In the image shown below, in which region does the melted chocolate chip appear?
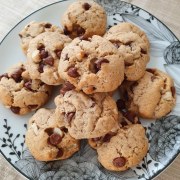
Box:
[83,3,91,10]
[11,68,24,83]
[116,99,126,111]
[64,26,70,35]
[103,132,117,142]
[60,127,68,133]
[0,73,9,80]
[44,23,52,28]
[49,133,62,145]
[28,104,38,109]
[123,111,137,123]
[10,106,20,114]
[89,58,98,73]
[60,81,75,95]
[75,25,85,36]
[95,58,109,70]
[43,56,54,66]
[39,49,48,59]
[67,66,80,78]
[37,44,45,51]
[113,157,126,167]
[45,128,54,136]
[54,49,62,58]
[24,81,32,91]
[171,86,176,97]
[65,112,75,123]
[124,41,133,46]
[56,148,64,158]
[38,63,44,73]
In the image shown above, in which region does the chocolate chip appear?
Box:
[64,26,70,35]
[19,34,22,38]
[28,105,38,109]
[56,148,64,158]
[124,41,133,46]
[64,54,69,61]
[89,58,98,73]
[60,81,75,95]
[77,26,85,36]
[44,23,52,28]
[49,133,62,145]
[0,73,9,80]
[125,61,133,66]
[113,157,126,167]
[24,81,32,91]
[121,118,128,127]
[146,68,155,74]
[54,49,62,58]
[116,99,126,111]
[45,128,54,136]
[113,42,120,49]
[10,106,20,114]
[103,132,116,142]
[38,63,44,73]
[141,48,147,54]
[43,56,54,66]
[39,49,48,59]
[95,58,109,71]
[92,137,102,142]
[11,68,24,83]
[65,112,75,123]
[122,111,137,123]
[171,86,176,97]
[37,44,45,51]
[60,127,68,133]
[67,66,80,78]
[83,3,91,10]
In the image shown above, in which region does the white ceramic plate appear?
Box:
[0,0,180,179]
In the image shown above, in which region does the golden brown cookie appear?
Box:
[104,22,150,81]
[62,0,107,38]
[97,124,148,171]
[119,69,176,119]
[0,63,52,115]
[54,89,118,139]
[25,108,80,161]
[58,35,124,94]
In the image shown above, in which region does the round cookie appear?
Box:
[26,108,80,161]
[62,0,107,39]
[97,124,148,171]
[19,21,63,54]
[119,69,176,119]
[104,22,150,81]
[26,32,72,85]
[58,35,124,94]
[54,89,118,139]
[0,63,52,115]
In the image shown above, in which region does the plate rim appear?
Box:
[0,0,179,180]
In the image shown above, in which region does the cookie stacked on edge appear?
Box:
[0,0,176,172]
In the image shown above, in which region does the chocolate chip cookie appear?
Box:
[58,35,124,94]
[54,89,118,139]
[62,0,107,38]
[120,69,176,119]
[19,21,63,54]
[97,124,148,171]
[0,63,52,115]
[26,32,72,85]
[26,108,80,161]
[104,22,150,81]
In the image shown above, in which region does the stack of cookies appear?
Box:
[0,0,176,172]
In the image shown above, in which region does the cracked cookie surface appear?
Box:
[104,22,150,81]
[19,21,63,54]
[119,69,176,119]
[58,35,124,94]
[25,108,80,161]
[26,32,72,85]
[54,90,118,139]
[0,63,52,115]
[97,124,148,171]
[62,0,107,38]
